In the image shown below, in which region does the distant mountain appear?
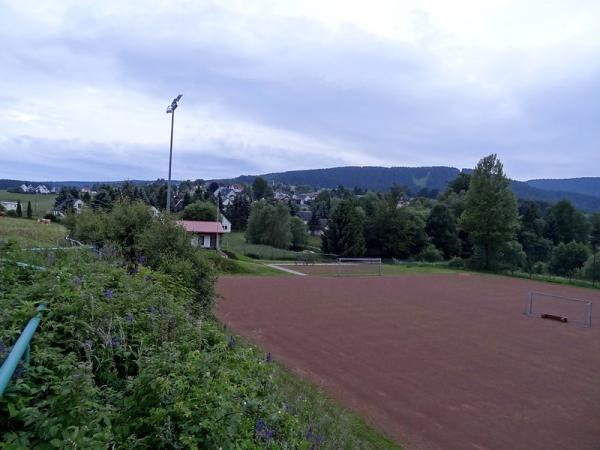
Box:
[221,166,461,193]
[511,181,600,212]
[525,178,600,198]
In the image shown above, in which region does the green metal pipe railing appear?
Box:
[0,304,46,397]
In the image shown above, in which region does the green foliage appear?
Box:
[590,212,600,251]
[289,216,308,249]
[321,199,365,257]
[252,177,273,201]
[498,241,526,274]
[460,154,518,270]
[181,200,217,221]
[544,199,590,245]
[26,201,32,219]
[16,200,22,217]
[222,232,305,261]
[425,203,461,259]
[226,192,252,231]
[447,256,465,269]
[417,243,443,262]
[245,201,292,249]
[364,203,427,259]
[549,241,590,278]
[581,252,600,282]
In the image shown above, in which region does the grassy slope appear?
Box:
[0,190,57,218]
[222,232,307,260]
[0,217,67,247]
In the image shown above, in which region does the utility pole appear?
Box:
[165,94,182,213]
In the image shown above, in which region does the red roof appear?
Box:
[176,220,225,234]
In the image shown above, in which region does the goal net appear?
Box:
[524,292,592,328]
[336,258,382,276]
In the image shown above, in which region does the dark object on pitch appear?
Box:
[541,313,568,323]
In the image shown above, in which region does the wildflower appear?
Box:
[83,339,93,349]
[255,419,266,436]
[145,275,152,282]
[12,365,24,380]
[306,427,313,440]
[265,352,272,363]
[111,338,121,349]
[227,336,235,350]
[125,313,135,323]
[139,255,146,264]
[104,289,113,298]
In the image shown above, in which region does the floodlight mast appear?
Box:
[165,94,182,213]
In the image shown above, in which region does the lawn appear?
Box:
[0,216,67,248]
[222,232,308,260]
[0,190,57,218]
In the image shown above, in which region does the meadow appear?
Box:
[0,217,68,248]
[0,190,57,218]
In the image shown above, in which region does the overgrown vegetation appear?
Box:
[0,207,401,448]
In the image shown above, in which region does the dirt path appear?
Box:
[217,274,600,450]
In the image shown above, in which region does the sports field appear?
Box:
[217,273,600,450]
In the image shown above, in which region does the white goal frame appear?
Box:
[524,291,592,328]
[336,258,382,276]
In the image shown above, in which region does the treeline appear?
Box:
[316,155,600,281]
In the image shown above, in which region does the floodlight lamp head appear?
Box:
[166,94,182,114]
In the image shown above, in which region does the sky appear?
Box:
[1,0,599,182]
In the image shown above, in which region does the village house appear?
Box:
[177,220,225,250]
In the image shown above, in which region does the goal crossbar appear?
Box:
[336,258,382,276]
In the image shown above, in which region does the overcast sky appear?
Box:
[1,0,599,181]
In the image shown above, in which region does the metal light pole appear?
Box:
[165,94,182,213]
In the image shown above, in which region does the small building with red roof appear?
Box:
[176,220,225,250]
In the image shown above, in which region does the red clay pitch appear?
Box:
[216,274,600,450]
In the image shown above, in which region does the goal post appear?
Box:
[336,258,382,276]
[525,292,592,328]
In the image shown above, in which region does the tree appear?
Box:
[226,193,252,231]
[182,201,217,221]
[549,241,590,279]
[321,199,365,257]
[589,213,600,284]
[364,202,427,259]
[26,201,32,219]
[16,200,22,217]
[459,155,518,270]
[289,216,308,249]
[518,202,552,274]
[425,203,461,259]
[498,241,526,274]
[252,177,273,200]
[245,201,291,249]
[544,200,590,245]
[308,211,320,234]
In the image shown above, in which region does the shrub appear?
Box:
[43,213,57,222]
[581,253,600,281]
[417,244,443,262]
[181,201,217,221]
[448,256,465,269]
[532,261,547,275]
[6,210,18,217]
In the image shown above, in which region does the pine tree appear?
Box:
[16,200,22,217]
[26,200,32,219]
[321,199,365,257]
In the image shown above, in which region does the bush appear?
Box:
[417,244,443,262]
[448,256,465,269]
[532,261,547,275]
[549,241,590,278]
[181,201,217,221]
[43,213,57,222]
[581,253,600,281]
[6,210,18,217]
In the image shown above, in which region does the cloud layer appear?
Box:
[1,0,599,181]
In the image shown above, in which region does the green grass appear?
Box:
[0,190,57,218]
[222,232,307,260]
[382,262,458,276]
[0,216,67,247]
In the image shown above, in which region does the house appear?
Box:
[219,214,232,233]
[296,210,313,224]
[177,220,225,250]
[53,199,84,217]
[0,201,18,211]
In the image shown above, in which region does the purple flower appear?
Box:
[306,427,313,440]
[255,419,266,435]
[104,289,113,298]
[110,338,121,349]
[227,336,235,350]
[125,313,135,323]
[265,352,272,363]
[145,275,152,282]
[12,365,24,380]
[83,339,93,349]
[138,255,146,264]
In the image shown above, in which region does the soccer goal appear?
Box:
[336,258,382,276]
[524,292,592,328]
